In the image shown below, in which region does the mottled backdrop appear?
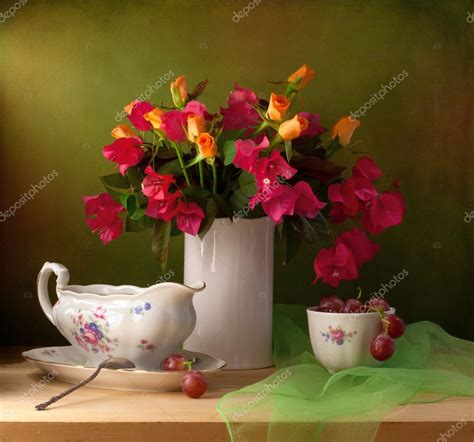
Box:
[0,0,472,345]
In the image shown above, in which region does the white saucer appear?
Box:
[22,346,226,392]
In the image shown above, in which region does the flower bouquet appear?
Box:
[84,64,405,287]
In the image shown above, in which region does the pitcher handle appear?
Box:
[37,262,70,325]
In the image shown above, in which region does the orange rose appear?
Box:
[278,115,309,141]
[143,108,164,129]
[170,75,188,108]
[124,99,139,115]
[288,64,316,90]
[196,133,216,158]
[111,124,136,139]
[331,116,361,146]
[187,114,206,142]
[267,93,290,121]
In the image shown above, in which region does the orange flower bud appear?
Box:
[143,108,164,130]
[196,133,216,158]
[267,93,290,121]
[187,114,206,143]
[124,99,139,115]
[331,116,361,146]
[278,115,309,141]
[111,124,136,139]
[287,64,316,90]
[170,75,188,108]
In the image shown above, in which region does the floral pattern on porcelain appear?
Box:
[321,325,357,345]
[70,307,119,356]
[130,302,152,316]
[137,339,156,351]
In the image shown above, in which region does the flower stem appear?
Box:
[269,134,282,149]
[171,142,191,187]
[198,162,205,189]
[211,162,217,194]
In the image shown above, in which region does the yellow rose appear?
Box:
[111,124,136,139]
[267,93,290,121]
[196,133,216,158]
[287,64,316,90]
[170,75,188,108]
[143,108,165,130]
[278,115,309,141]
[187,114,206,143]
[331,116,361,146]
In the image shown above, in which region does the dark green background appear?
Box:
[1,0,472,345]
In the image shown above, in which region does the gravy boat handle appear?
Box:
[37,262,70,325]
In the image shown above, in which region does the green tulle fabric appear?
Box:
[217,305,474,442]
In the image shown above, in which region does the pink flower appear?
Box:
[93,306,107,320]
[142,166,175,200]
[361,191,405,234]
[233,137,269,172]
[313,243,358,288]
[83,193,124,245]
[328,180,359,223]
[82,330,99,345]
[261,185,298,224]
[175,201,205,236]
[128,101,154,131]
[350,176,378,202]
[298,112,325,137]
[254,150,297,188]
[183,101,211,120]
[160,110,189,142]
[353,157,382,182]
[221,85,260,132]
[102,136,144,176]
[145,193,179,222]
[336,228,381,268]
[227,83,258,106]
[293,181,326,218]
[221,101,261,131]
[333,330,344,340]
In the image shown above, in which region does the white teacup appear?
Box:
[307,306,396,373]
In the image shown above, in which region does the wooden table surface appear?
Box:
[0,347,472,442]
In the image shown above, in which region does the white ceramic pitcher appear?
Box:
[37,262,205,371]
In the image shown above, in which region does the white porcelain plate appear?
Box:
[23,346,226,392]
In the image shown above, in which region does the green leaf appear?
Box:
[100,173,133,197]
[125,217,148,232]
[281,219,303,265]
[119,193,129,208]
[229,189,249,213]
[158,159,184,176]
[184,154,204,169]
[198,198,218,240]
[284,140,293,162]
[126,167,145,189]
[211,194,233,219]
[223,140,237,165]
[130,207,145,221]
[289,215,318,244]
[238,171,257,197]
[151,220,171,275]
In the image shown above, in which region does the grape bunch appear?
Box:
[161,354,208,398]
[314,294,405,361]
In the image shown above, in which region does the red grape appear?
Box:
[370,334,395,361]
[161,354,189,371]
[342,299,363,313]
[368,298,391,312]
[386,315,405,339]
[319,295,344,313]
[182,370,207,398]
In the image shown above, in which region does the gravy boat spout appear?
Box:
[36,262,206,371]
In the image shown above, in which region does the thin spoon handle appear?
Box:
[35,366,103,410]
